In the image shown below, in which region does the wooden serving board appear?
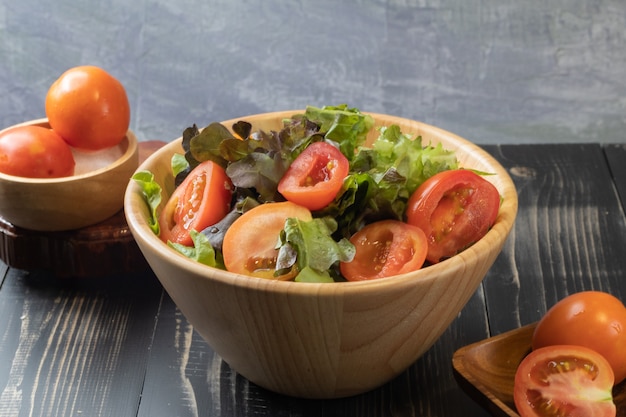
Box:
[452,323,626,417]
[0,140,166,278]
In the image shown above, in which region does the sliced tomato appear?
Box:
[159,160,233,246]
[222,201,312,280]
[514,345,616,417]
[277,141,349,211]
[339,220,427,281]
[532,291,626,384]
[406,169,500,263]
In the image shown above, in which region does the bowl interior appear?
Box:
[0,118,135,183]
[128,110,517,291]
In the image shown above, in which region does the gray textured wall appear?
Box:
[1,0,625,144]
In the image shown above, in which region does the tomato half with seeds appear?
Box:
[532,291,626,384]
[277,141,349,211]
[340,220,427,281]
[222,201,312,280]
[514,345,616,417]
[406,169,500,263]
[159,160,233,246]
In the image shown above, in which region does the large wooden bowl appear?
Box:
[124,111,518,398]
[0,119,139,231]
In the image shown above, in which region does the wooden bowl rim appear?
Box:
[126,110,518,295]
[0,118,138,184]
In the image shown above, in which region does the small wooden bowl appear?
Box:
[0,118,139,231]
[125,111,518,399]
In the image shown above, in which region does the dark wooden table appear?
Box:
[1,142,625,417]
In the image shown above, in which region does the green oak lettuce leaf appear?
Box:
[131,170,162,235]
[303,105,374,162]
[168,230,223,268]
[171,153,189,177]
[276,217,355,283]
[370,124,458,194]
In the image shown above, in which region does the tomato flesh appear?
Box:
[222,201,313,280]
[277,141,349,211]
[159,160,233,246]
[340,220,427,281]
[514,345,616,417]
[532,291,626,384]
[0,125,75,178]
[406,169,500,263]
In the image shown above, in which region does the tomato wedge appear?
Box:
[340,220,427,281]
[277,141,349,211]
[514,345,616,417]
[406,169,500,263]
[222,201,312,280]
[159,160,233,246]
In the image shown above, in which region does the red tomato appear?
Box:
[514,345,616,417]
[532,291,626,384]
[45,66,130,151]
[340,220,427,281]
[277,141,349,211]
[0,125,75,178]
[222,201,312,280]
[159,160,233,246]
[406,169,500,263]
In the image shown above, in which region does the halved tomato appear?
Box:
[339,220,427,281]
[222,201,312,280]
[406,169,500,263]
[159,160,233,246]
[277,141,349,211]
[514,345,616,417]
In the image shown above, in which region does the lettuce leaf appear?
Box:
[303,104,374,162]
[371,125,458,194]
[276,217,355,283]
[131,170,162,235]
[168,230,222,268]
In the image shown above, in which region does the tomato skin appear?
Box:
[514,345,616,417]
[159,160,233,246]
[277,141,349,211]
[45,66,130,151]
[222,201,312,280]
[0,125,75,178]
[340,220,427,281]
[406,169,500,264]
[532,291,626,384]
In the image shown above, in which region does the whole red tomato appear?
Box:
[45,65,130,151]
[532,291,626,384]
[0,125,75,178]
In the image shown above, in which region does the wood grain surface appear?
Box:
[130,143,626,416]
[0,270,162,416]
